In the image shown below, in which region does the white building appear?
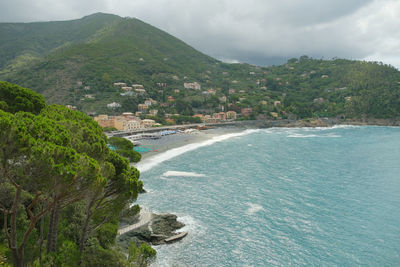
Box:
[144,98,157,106]
[135,88,146,94]
[184,82,201,90]
[114,82,127,87]
[121,86,133,92]
[107,102,121,109]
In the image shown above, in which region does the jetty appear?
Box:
[164,232,188,243]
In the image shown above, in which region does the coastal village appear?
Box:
[70,81,247,132]
[65,59,353,133]
[2,10,400,267]
[92,109,237,132]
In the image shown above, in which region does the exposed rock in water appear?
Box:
[151,214,185,238]
[117,213,185,250]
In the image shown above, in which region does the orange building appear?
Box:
[241,108,253,117]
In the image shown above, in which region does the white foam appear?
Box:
[325,133,341,137]
[246,203,264,215]
[331,124,361,129]
[288,133,318,138]
[303,125,361,131]
[136,129,260,172]
[287,133,341,138]
[178,214,206,235]
[143,187,155,193]
[162,171,206,178]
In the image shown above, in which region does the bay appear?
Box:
[138,126,400,266]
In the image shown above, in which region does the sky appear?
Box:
[1,0,399,68]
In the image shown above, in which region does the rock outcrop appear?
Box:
[117,212,185,250]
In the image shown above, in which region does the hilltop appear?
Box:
[1,13,399,120]
[0,13,122,72]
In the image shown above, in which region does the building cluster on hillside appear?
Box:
[183,82,201,90]
[193,110,237,123]
[136,98,158,117]
[66,105,77,111]
[89,73,289,131]
[107,102,121,109]
[114,82,146,94]
[94,113,159,131]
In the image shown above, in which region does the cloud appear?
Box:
[0,0,108,22]
[0,0,399,68]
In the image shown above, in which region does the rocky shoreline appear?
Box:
[117,211,186,250]
[230,117,400,129]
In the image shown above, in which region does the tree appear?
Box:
[37,105,110,255]
[78,151,141,263]
[101,73,112,87]
[0,111,101,266]
[108,137,142,163]
[128,242,156,267]
[0,81,45,114]
[0,82,144,266]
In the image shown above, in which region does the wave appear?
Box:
[136,129,260,172]
[303,125,361,131]
[331,124,361,129]
[178,214,205,234]
[162,171,206,178]
[246,203,264,215]
[287,133,341,138]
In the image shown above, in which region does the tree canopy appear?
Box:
[0,82,146,266]
[0,81,45,114]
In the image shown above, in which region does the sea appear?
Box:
[136,126,400,266]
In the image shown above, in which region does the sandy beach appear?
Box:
[131,126,245,171]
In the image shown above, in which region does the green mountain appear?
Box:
[0,13,222,109]
[1,13,400,119]
[0,13,122,72]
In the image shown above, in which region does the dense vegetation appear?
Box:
[1,13,400,121]
[0,13,122,73]
[108,137,142,163]
[0,81,45,114]
[0,82,154,266]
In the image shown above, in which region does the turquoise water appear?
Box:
[136,126,400,266]
[134,146,154,153]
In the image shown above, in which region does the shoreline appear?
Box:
[132,126,244,171]
[121,122,399,250]
[231,117,400,128]
[112,117,400,139]
[142,126,243,159]
[132,119,400,171]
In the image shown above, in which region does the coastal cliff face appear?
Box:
[117,213,185,249]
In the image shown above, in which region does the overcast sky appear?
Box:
[1,0,399,68]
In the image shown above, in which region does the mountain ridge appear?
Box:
[1,13,399,119]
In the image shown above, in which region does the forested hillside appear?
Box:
[0,81,154,266]
[0,13,122,74]
[1,14,399,120]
